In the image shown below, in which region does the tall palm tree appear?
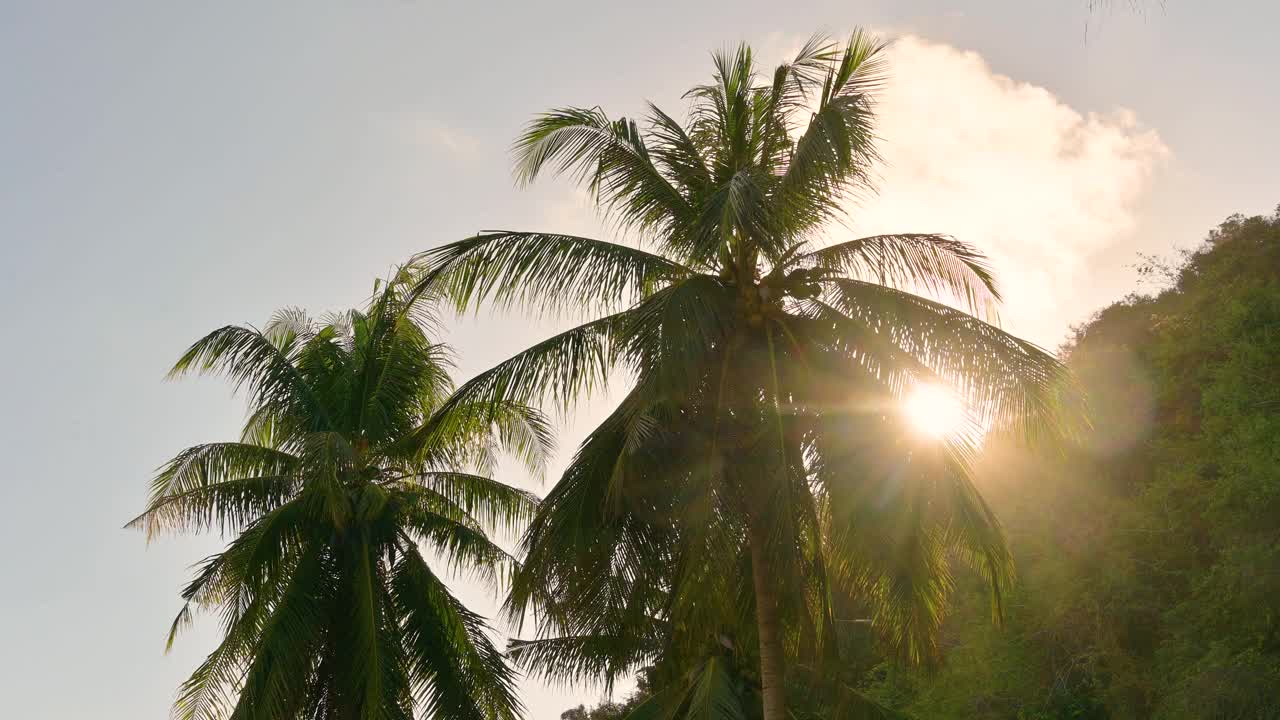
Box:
[130,269,551,720]
[414,32,1075,720]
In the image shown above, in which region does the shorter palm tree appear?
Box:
[130,269,549,720]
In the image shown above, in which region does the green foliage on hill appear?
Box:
[866,206,1280,718]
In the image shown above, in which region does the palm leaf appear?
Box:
[397,492,520,589]
[396,471,537,536]
[414,231,691,318]
[819,278,1079,443]
[392,543,522,720]
[127,473,297,539]
[777,32,887,236]
[227,544,330,720]
[508,633,656,690]
[797,233,1001,315]
[169,325,333,431]
[514,107,694,240]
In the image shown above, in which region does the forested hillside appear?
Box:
[866,207,1280,718]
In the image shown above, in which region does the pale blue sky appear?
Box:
[1,2,1277,719]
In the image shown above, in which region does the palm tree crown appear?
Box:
[414,31,1077,720]
[131,270,551,720]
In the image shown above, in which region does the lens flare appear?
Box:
[903,383,967,438]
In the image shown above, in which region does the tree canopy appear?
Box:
[132,269,550,720]
[414,31,1077,720]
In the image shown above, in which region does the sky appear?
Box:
[1,2,1277,718]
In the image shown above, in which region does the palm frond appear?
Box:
[777,31,888,236]
[507,382,675,636]
[933,439,1014,624]
[683,656,750,720]
[262,307,315,350]
[174,623,254,720]
[421,313,622,429]
[172,525,311,720]
[127,473,297,540]
[624,656,751,720]
[761,34,836,135]
[331,536,401,720]
[615,275,735,396]
[137,443,299,537]
[818,278,1080,443]
[169,325,333,431]
[476,400,557,479]
[356,324,454,447]
[508,633,656,690]
[227,544,330,720]
[414,231,692,318]
[397,471,538,536]
[392,544,522,720]
[798,233,1001,315]
[645,102,712,204]
[397,496,520,590]
[514,107,695,239]
[804,397,977,665]
[187,498,314,619]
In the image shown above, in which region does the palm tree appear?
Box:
[130,269,551,720]
[414,32,1075,720]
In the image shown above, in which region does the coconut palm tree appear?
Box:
[414,31,1075,720]
[130,269,550,720]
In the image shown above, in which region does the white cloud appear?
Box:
[848,35,1168,345]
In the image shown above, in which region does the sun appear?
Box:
[903,383,967,438]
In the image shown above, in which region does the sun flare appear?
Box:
[903,383,967,438]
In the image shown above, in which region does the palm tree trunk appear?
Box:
[748,516,787,720]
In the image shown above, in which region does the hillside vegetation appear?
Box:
[869,207,1280,718]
